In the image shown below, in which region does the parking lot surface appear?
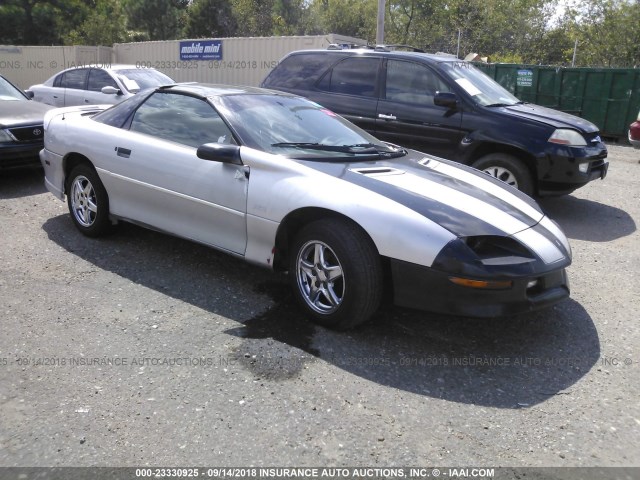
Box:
[0,145,638,467]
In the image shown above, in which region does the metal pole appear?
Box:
[456,29,461,58]
[571,39,578,67]
[376,0,385,45]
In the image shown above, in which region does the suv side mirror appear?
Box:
[434,91,458,109]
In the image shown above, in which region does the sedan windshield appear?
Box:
[439,62,521,107]
[0,76,27,101]
[216,94,405,160]
[114,69,174,92]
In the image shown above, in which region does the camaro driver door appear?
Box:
[100,91,248,254]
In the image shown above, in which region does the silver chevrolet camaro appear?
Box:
[40,84,572,329]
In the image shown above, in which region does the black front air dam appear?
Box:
[390,259,570,318]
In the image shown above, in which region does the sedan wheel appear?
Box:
[289,218,383,329]
[66,164,113,237]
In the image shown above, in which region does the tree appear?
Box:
[65,0,129,45]
[0,0,90,45]
[230,0,275,36]
[184,0,237,38]
[563,0,640,67]
[123,0,188,41]
[306,0,377,41]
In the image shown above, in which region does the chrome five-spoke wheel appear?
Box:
[70,175,98,227]
[289,218,383,329]
[296,240,345,315]
[66,164,113,237]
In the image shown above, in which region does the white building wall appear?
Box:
[112,34,365,86]
[1,35,363,90]
[0,45,112,89]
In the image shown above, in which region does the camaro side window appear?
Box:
[385,60,450,105]
[130,93,236,148]
[317,57,379,97]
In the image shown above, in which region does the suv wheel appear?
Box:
[472,153,534,196]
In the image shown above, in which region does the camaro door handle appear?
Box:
[378,113,397,121]
[115,147,131,158]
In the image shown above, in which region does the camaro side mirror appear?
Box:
[196,143,243,165]
[101,86,122,95]
[434,91,458,109]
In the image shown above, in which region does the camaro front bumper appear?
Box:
[390,259,570,317]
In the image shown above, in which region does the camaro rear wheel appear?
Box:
[66,164,112,237]
[472,153,533,196]
[289,218,383,329]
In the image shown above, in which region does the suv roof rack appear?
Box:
[326,43,425,53]
[375,45,425,53]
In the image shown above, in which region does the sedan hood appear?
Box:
[300,150,545,238]
[0,100,53,128]
[498,103,599,133]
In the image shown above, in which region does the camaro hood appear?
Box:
[498,103,599,133]
[298,150,545,238]
[0,100,53,128]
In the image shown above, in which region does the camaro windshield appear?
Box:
[216,94,405,160]
[439,62,521,107]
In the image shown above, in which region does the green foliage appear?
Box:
[123,0,187,41]
[231,0,275,36]
[307,0,377,41]
[65,0,129,45]
[0,0,638,69]
[184,0,237,38]
[563,0,640,67]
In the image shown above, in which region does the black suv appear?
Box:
[261,46,609,196]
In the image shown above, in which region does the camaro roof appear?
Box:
[159,83,297,98]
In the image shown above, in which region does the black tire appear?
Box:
[472,153,534,196]
[66,164,113,237]
[289,218,383,329]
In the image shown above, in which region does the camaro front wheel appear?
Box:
[289,218,383,329]
[66,164,113,237]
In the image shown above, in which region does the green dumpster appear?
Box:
[475,63,640,140]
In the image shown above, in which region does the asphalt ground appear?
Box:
[0,144,638,469]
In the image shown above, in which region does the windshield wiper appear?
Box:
[484,102,514,107]
[271,142,380,153]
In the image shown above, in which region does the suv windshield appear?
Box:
[439,62,520,107]
[216,94,405,160]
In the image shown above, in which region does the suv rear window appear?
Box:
[317,57,379,97]
[262,53,337,89]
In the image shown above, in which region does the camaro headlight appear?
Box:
[548,129,587,146]
[0,129,15,143]
[432,235,537,280]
